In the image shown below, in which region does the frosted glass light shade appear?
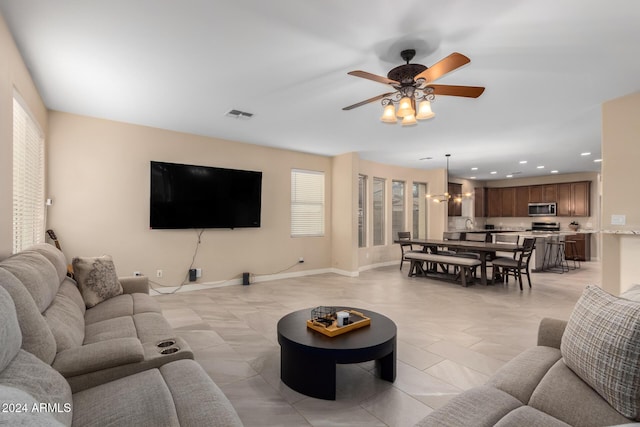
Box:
[396,97,414,118]
[401,114,417,126]
[416,100,435,120]
[380,104,397,123]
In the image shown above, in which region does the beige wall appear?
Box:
[331,152,358,274]
[0,14,48,257]
[47,112,334,285]
[602,91,640,294]
[357,159,446,269]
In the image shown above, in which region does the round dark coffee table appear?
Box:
[277,307,397,400]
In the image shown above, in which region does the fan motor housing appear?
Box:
[387,63,428,85]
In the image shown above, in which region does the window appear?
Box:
[291,169,325,237]
[413,182,428,239]
[391,180,405,240]
[13,95,45,253]
[373,177,385,246]
[358,174,367,247]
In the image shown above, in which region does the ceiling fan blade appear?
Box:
[427,84,485,98]
[413,52,471,83]
[342,92,396,110]
[348,70,400,86]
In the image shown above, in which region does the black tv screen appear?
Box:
[150,161,262,229]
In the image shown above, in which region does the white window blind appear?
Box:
[13,95,45,254]
[291,169,325,237]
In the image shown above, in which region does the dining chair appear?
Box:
[491,237,536,290]
[492,234,520,259]
[398,231,421,270]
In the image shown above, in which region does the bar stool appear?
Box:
[564,239,581,270]
[543,235,569,273]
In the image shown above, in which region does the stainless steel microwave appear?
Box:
[528,202,557,216]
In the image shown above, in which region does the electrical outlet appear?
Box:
[156,269,163,278]
[133,271,141,277]
[195,268,202,278]
[298,257,304,263]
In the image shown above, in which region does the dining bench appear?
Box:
[404,252,481,287]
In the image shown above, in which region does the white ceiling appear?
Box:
[2,0,639,180]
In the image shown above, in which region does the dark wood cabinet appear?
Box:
[448,183,462,217]
[500,187,515,217]
[557,182,590,217]
[565,233,591,261]
[529,185,542,203]
[542,184,557,202]
[474,187,487,217]
[484,180,591,218]
[515,186,530,217]
[487,188,502,217]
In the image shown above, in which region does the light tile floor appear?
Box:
[155,261,601,427]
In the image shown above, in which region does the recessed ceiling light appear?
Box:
[490,171,497,174]
[471,167,478,171]
[551,170,559,174]
[470,176,477,179]
[537,166,545,169]
[581,152,591,156]
[506,174,513,178]
[594,159,603,163]
[519,160,527,164]
[419,156,433,160]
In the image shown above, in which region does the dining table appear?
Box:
[394,239,523,286]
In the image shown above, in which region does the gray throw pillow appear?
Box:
[561,285,640,420]
[72,255,123,308]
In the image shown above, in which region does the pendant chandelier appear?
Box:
[426,154,472,203]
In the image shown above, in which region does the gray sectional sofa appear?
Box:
[416,285,640,427]
[0,244,243,426]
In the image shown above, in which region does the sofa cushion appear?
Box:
[529,359,632,426]
[620,284,640,302]
[26,243,69,283]
[43,281,86,351]
[560,285,640,420]
[0,285,22,371]
[72,255,123,308]
[494,406,570,427]
[0,251,60,312]
[0,268,57,364]
[71,360,242,427]
[415,385,522,427]
[84,293,161,325]
[486,346,562,404]
[84,316,137,344]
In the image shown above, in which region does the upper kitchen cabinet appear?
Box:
[557,181,590,216]
[474,187,487,217]
[501,187,516,217]
[487,187,502,217]
[529,184,557,203]
[515,186,530,217]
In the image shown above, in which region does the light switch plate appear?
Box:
[611,214,626,225]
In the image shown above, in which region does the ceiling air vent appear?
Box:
[225,109,254,120]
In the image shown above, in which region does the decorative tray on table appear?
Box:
[306,306,371,337]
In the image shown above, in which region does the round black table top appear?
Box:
[277,307,397,351]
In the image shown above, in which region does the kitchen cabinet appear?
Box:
[557,181,590,216]
[500,187,515,217]
[515,186,530,217]
[448,182,462,217]
[474,187,487,217]
[565,233,591,261]
[487,188,502,217]
[529,184,557,203]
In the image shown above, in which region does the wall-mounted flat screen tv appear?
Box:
[150,161,262,229]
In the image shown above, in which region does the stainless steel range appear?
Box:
[531,221,560,232]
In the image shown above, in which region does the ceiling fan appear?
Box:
[343,49,485,125]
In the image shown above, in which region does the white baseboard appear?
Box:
[150,266,367,295]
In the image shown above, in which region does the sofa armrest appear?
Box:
[537,318,568,349]
[119,275,149,294]
[52,337,145,377]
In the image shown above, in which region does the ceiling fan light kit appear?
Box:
[345,49,484,127]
